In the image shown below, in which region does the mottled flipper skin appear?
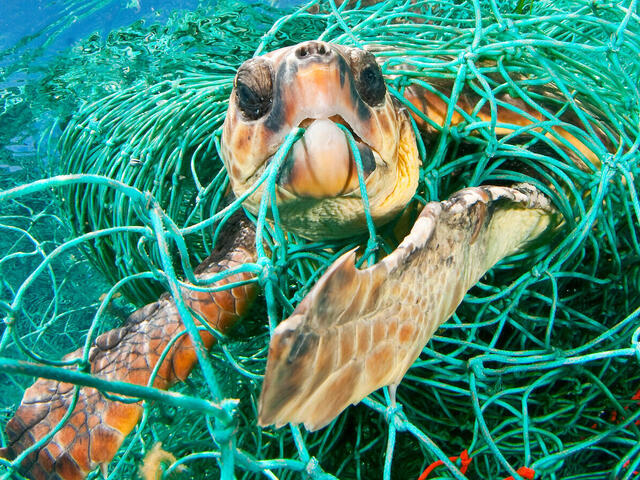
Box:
[259,184,556,430]
[1,215,257,480]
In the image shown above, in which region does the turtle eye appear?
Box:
[352,52,386,107]
[234,58,273,121]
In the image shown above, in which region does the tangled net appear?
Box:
[1,0,639,478]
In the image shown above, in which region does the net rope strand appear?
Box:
[0,0,639,478]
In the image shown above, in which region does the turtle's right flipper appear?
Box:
[1,215,257,480]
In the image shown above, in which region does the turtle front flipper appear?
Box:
[1,215,257,480]
[258,184,557,430]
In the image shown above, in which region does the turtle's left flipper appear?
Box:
[259,184,557,430]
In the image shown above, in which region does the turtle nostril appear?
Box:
[295,42,331,60]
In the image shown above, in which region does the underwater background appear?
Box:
[1,0,639,479]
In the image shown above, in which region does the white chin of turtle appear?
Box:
[276,118,379,199]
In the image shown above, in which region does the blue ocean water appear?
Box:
[0,0,305,179]
[0,0,199,55]
[0,0,204,182]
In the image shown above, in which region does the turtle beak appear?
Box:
[268,41,380,199]
[276,117,378,199]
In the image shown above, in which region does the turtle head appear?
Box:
[221,41,420,240]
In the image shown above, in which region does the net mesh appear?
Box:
[1,0,640,479]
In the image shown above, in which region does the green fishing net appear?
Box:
[1,0,640,479]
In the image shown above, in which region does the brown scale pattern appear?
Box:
[259,185,556,430]
[1,216,257,480]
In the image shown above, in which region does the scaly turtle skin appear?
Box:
[2,40,605,479]
[0,213,258,480]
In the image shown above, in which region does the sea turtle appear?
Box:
[1,38,610,479]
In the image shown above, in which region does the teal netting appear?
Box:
[1,0,640,479]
